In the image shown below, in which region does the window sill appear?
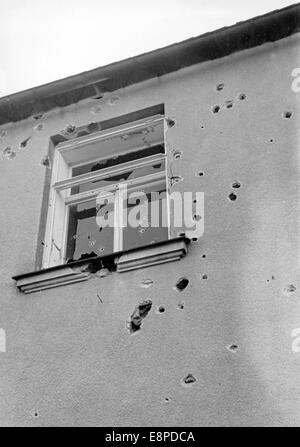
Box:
[13,237,189,294]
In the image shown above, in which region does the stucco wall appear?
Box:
[0,33,299,426]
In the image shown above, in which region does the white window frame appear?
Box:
[43,114,170,268]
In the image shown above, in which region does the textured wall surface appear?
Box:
[0,33,299,426]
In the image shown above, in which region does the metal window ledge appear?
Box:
[13,237,189,294]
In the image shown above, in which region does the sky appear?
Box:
[0,0,298,97]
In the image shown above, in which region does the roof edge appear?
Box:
[0,3,299,125]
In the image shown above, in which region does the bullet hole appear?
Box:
[166,118,175,127]
[40,155,51,169]
[271,275,275,280]
[225,100,233,109]
[157,306,165,313]
[227,344,239,353]
[0,130,7,139]
[212,105,220,113]
[128,300,152,334]
[283,111,292,119]
[181,373,196,387]
[191,237,198,242]
[193,214,202,221]
[87,122,101,132]
[2,147,16,159]
[41,241,45,246]
[202,274,208,280]
[283,284,297,296]
[239,93,246,100]
[164,397,170,403]
[153,163,162,169]
[91,105,102,115]
[140,279,154,288]
[98,247,105,253]
[170,176,183,186]
[93,94,104,100]
[196,172,204,177]
[232,182,241,189]
[34,123,44,132]
[269,139,273,143]
[33,113,43,120]
[228,192,237,201]
[178,232,186,237]
[177,302,184,310]
[175,277,189,292]
[33,411,39,417]
[62,124,76,136]
[216,83,224,91]
[108,96,120,105]
[173,151,182,160]
[139,228,146,234]
[201,125,204,129]
[19,136,31,148]
[202,254,206,258]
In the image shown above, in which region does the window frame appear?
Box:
[43,114,170,268]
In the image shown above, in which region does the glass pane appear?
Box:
[72,144,164,177]
[122,184,168,251]
[70,158,165,195]
[65,198,114,261]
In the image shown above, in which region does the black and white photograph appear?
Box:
[0,0,299,430]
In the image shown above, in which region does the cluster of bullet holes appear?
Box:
[266,275,275,283]
[181,373,196,387]
[212,93,246,113]
[227,344,239,353]
[128,300,152,334]
[283,111,292,119]
[228,182,240,200]
[283,284,297,296]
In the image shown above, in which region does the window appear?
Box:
[43,114,169,268]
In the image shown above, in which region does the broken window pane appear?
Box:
[122,184,168,251]
[65,198,114,261]
[70,157,165,195]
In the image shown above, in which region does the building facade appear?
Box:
[0,4,299,426]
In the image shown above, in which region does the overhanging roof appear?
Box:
[0,3,299,125]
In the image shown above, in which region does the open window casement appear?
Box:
[43,114,169,268]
